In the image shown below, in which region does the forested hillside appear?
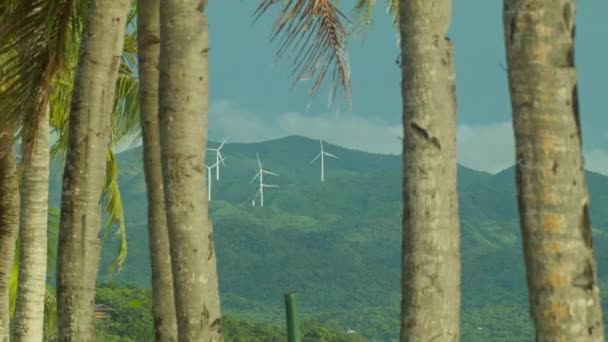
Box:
[47,135,608,341]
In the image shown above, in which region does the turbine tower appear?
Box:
[250,153,278,207]
[207,138,227,180]
[204,159,222,201]
[310,139,338,182]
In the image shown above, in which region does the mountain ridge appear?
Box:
[45,135,608,341]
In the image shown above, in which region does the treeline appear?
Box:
[81,284,366,342]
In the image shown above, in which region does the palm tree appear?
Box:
[351,1,461,339]
[136,0,178,340]
[503,1,605,339]
[154,0,352,339]
[397,1,461,339]
[158,1,221,340]
[53,0,131,338]
[1,0,138,339]
[0,139,20,342]
[12,104,50,341]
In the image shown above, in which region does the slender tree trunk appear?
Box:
[55,0,130,340]
[398,0,461,340]
[159,3,223,340]
[137,0,178,340]
[0,141,20,342]
[503,1,605,340]
[12,105,50,342]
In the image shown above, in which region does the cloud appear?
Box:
[209,101,518,173]
[120,101,608,177]
[457,121,515,173]
[208,100,403,154]
[584,149,608,176]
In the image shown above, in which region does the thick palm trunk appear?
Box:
[0,142,20,342]
[55,0,130,340]
[12,105,50,342]
[159,4,223,341]
[137,0,178,340]
[398,0,461,340]
[503,1,604,340]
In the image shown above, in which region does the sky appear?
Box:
[189,2,608,175]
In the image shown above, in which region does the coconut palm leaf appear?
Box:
[254,0,352,107]
[103,149,128,277]
[351,0,399,39]
[0,0,83,163]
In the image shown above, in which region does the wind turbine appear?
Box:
[250,153,279,207]
[310,139,338,183]
[207,138,227,181]
[204,159,222,201]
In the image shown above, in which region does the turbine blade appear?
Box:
[263,184,279,188]
[324,152,338,158]
[218,138,227,149]
[218,153,227,166]
[249,172,260,183]
[310,153,321,163]
[256,153,262,169]
[263,170,279,176]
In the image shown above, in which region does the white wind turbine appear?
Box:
[250,153,279,207]
[204,158,224,201]
[310,139,338,183]
[207,138,227,180]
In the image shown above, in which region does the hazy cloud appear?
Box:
[208,100,403,154]
[116,101,607,176]
[585,149,608,176]
[457,121,515,173]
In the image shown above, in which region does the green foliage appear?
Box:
[93,284,366,341]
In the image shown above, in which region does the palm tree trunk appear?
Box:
[159,4,223,340]
[137,0,178,340]
[503,1,605,340]
[12,104,50,342]
[0,141,20,342]
[398,0,461,340]
[55,0,130,340]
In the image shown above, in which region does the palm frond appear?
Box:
[0,0,79,163]
[47,207,60,273]
[351,0,375,29]
[254,0,352,108]
[349,0,398,37]
[43,285,58,341]
[102,149,128,277]
[110,29,141,148]
[387,0,398,27]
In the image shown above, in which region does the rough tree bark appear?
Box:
[398,0,461,340]
[503,1,605,340]
[55,0,130,340]
[0,140,20,342]
[159,1,223,340]
[12,104,50,342]
[137,0,178,340]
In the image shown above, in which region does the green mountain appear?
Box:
[47,135,608,341]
